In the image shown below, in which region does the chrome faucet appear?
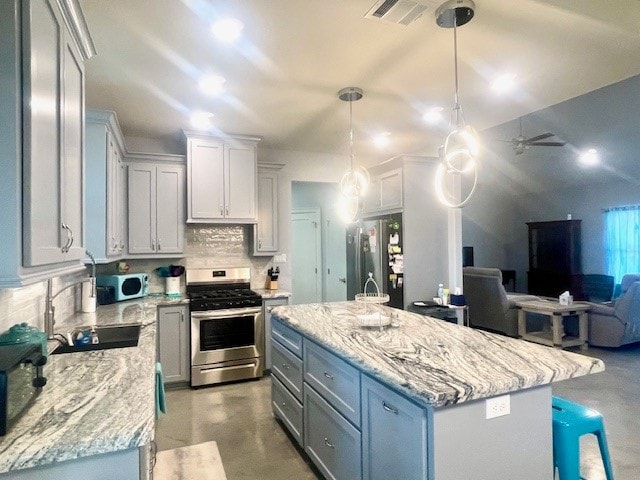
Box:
[44,279,79,339]
[44,250,97,339]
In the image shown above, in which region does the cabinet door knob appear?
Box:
[158,238,161,251]
[382,401,398,415]
[323,371,334,380]
[281,363,289,370]
[258,240,262,248]
[220,207,224,216]
[151,239,155,250]
[225,206,229,216]
[324,437,335,449]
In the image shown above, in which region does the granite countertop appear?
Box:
[271,301,605,408]
[254,288,292,299]
[0,295,180,475]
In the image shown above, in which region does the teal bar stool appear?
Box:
[552,396,614,480]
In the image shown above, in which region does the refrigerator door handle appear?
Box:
[355,230,362,294]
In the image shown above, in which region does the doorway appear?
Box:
[291,182,348,304]
[291,208,322,304]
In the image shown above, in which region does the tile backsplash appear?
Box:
[0,224,274,333]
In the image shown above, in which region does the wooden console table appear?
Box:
[516,300,590,350]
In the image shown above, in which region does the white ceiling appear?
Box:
[79,0,640,168]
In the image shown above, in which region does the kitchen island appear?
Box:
[270,301,604,480]
[0,296,184,479]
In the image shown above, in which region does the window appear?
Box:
[604,205,640,283]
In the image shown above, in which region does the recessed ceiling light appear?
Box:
[190,111,214,130]
[423,107,444,124]
[490,73,517,94]
[199,74,226,96]
[373,132,391,148]
[211,18,244,44]
[578,148,600,166]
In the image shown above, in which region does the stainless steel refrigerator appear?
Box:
[346,213,403,309]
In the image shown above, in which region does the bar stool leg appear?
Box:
[554,431,581,480]
[595,430,615,480]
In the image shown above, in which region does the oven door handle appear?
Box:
[190,307,262,319]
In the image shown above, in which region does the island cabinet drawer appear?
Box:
[271,317,303,358]
[272,374,303,447]
[271,339,303,401]
[304,384,362,480]
[303,340,361,427]
[361,374,429,480]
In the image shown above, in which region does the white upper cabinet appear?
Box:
[0,0,94,287]
[253,164,283,255]
[127,155,185,257]
[185,132,260,224]
[362,167,403,216]
[85,109,127,263]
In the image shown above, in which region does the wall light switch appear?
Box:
[486,394,510,419]
[273,254,287,263]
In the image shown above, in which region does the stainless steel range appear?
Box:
[186,267,263,387]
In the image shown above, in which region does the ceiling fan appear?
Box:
[503,118,566,155]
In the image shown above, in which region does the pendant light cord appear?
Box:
[349,98,354,170]
[453,17,460,127]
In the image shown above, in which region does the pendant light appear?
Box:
[434,0,479,208]
[338,87,369,200]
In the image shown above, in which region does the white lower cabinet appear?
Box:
[303,340,361,427]
[263,297,289,370]
[304,384,362,480]
[271,317,432,480]
[271,339,303,402]
[361,374,429,480]
[157,305,190,384]
[271,374,303,447]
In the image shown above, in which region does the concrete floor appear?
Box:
[155,343,640,480]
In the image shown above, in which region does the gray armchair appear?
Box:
[463,267,539,337]
[588,274,640,347]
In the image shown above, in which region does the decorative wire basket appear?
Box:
[355,273,390,328]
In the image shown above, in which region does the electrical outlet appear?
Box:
[273,254,287,263]
[486,394,510,419]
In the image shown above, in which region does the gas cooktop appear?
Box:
[185,267,262,311]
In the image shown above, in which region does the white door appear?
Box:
[226,142,256,219]
[292,209,322,304]
[324,213,347,302]
[22,0,64,266]
[60,33,85,261]
[128,163,156,254]
[188,138,224,220]
[156,165,184,254]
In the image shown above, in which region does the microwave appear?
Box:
[0,343,47,436]
[97,273,149,302]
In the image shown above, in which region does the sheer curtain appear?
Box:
[604,205,640,283]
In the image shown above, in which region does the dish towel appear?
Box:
[156,362,167,418]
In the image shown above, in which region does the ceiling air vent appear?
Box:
[365,0,435,26]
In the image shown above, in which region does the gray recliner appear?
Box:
[463,267,539,337]
[588,274,640,347]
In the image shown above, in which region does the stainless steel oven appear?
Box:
[187,268,264,387]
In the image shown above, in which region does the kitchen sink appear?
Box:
[51,324,141,355]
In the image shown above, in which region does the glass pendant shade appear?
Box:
[338,87,369,203]
[434,0,478,209]
[338,193,361,224]
[340,165,370,199]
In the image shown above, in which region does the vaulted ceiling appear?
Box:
[80,0,640,172]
